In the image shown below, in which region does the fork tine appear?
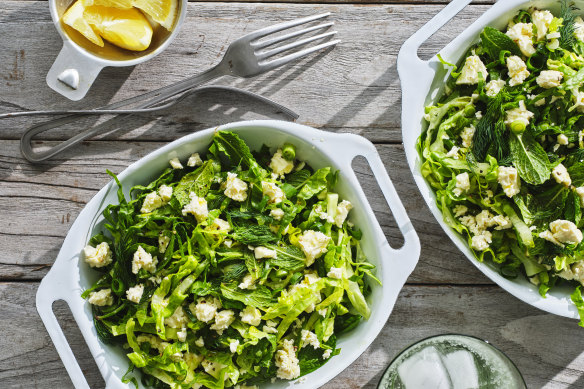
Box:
[253,22,334,50]
[245,13,331,41]
[256,31,337,60]
[259,39,340,71]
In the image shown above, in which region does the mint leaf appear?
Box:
[480,26,521,60]
[509,132,552,185]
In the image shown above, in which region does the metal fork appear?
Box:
[19,13,339,162]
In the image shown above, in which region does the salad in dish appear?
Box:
[81,131,378,388]
[419,2,584,323]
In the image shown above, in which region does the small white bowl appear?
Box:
[36,120,420,389]
[47,0,188,101]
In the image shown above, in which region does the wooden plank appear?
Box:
[0,139,490,284]
[0,1,491,142]
[1,282,580,389]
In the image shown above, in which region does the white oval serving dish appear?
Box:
[398,0,582,320]
[36,120,420,389]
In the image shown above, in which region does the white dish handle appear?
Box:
[36,269,91,389]
[318,133,421,278]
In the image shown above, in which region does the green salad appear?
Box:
[81,131,378,388]
[419,2,584,323]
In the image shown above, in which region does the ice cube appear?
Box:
[397,346,451,389]
[442,350,479,389]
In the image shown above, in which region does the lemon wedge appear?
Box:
[133,0,178,31]
[82,0,134,8]
[83,5,153,51]
[62,0,104,47]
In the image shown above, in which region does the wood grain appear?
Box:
[1,282,580,389]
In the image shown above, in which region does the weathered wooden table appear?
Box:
[2,0,584,388]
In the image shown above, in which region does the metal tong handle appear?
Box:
[20,85,298,163]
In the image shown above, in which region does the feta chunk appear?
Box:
[192,297,221,323]
[165,306,188,329]
[540,220,583,247]
[126,284,144,303]
[132,246,158,274]
[240,305,262,326]
[195,337,205,347]
[158,185,173,202]
[88,288,114,306]
[323,349,332,359]
[453,172,470,197]
[269,149,294,177]
[506,23,536,57]
[504,100,534,127]
[187,153,203,167]
[327,266,344,279]
[177,327,187,342]
[532,10,553,41]
[182,193,209,222]
[576,187,584,206]
[471,231,492,251]
[275,339,300,380]
[254,246,277,259]
[263,324,278,334]
[557,134,569,146]
[498,166,521,198]
[238,274,256,290]
[210,218,231,232]
[446,146,460,159]
[169,157,183,169]
[456,55,488,85]
[507,56,530,86]
[485,79,505,98]
[261,181,286,204]
[83,242,112,268]
[460,126,476,148]
[159,233,170,253]
[536,70,563,89]
[297,230,331,266]
[140,192,163,213]
[575,17,584,42]
[224,172,248,201]
[300,330,320,349]
[334,200,353,228]
[270,208,285,220]
[210,310,235,334]
[552,163,571,187]
[229,340,239,353]
[453,205,468,217]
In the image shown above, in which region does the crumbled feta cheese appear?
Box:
[141,192,163,214]
[485,79,506,98]
[456,55,488,85]
[334,200,353,228]
[453,172,470,197]
[573,91,584,112]
[126,284,144,303]
[238,274,256,290]
[132,246,158,274]
[210,310,235,334]
[453,205,468,217]
[159,233,170,253]
[549,220,583,245]
[275,339,300,380]
[261,181,286,204]
[224,239,234,248]
[575,17,584,42]
[576,187,584,206]
[506,23,536,57]
[224,172,248,201]
[460,126,476,148]
[83,242,112,268]
[176,327,187,342]
[229,340,239,353]
[507,56,530,86]
[270,208,285,220]
[195,336,205,347]
[158,185,173,202]
[301,330,320,349]
[532,10,553,41]
[552,163,571,187]
[498,166,521,198]
[182,193,209,222]
[192,296,221,323]
[475,111,483,119]
[297,230,331,266]
[88,288,114,306]
[165,306,188,329]
[492,215,513,230]
[202,359,226,380]
[304,271,321,285]
[187,153,203,167]
[557,134,569,145]
[323,349,332,359]
[504,100,534,127]
[269,149,294,177]
[446,146,460,159]
[210,218,231,232]
[536,70,563,89]
[254,246,277,259]
[263,325,278,334]
[471,231,493,251]
[327,267,344,279]
[169,157,183,169]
